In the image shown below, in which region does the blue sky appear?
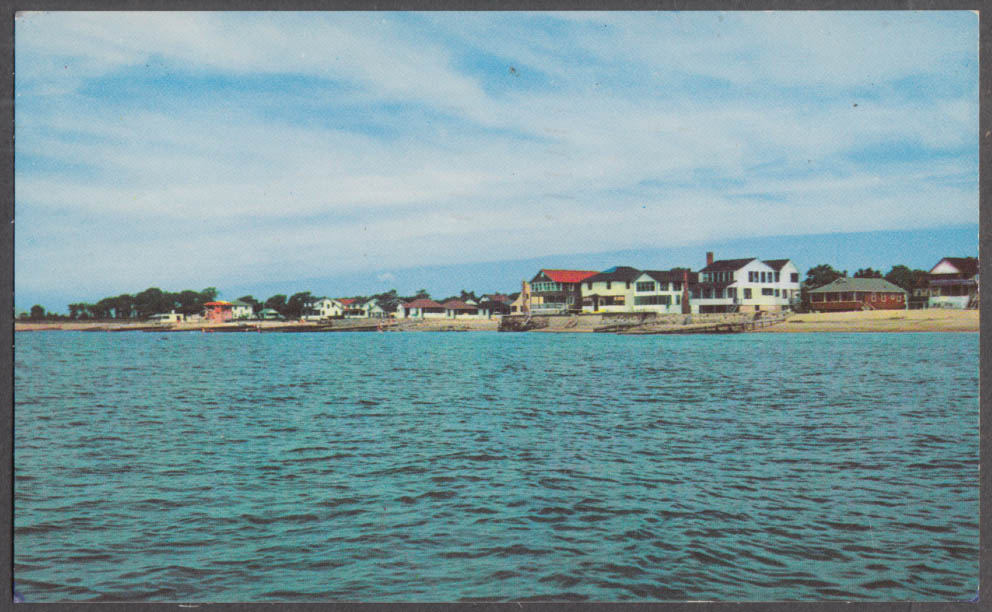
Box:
[14,11,979,311]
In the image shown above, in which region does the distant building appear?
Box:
[630,269,696,313]
[230,299,253,319]
[149,310,185,323]
[808,277,907,311]
[305,298,342,320]
[528,269,599,314]
[693,253,800,313]
[257,308,285,320]
[479,298,511,316]
[442,299,491,319]
[361,299,388,318]
[397,298,446,319]
[928,257,978,309]
[203,301,234,322]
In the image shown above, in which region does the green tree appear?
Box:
[114,294,135,319]
[800,264,846,312]
[885,265,928,293]
[134,287,167,318]
[176,290,203,316]
[286,291,314,319]
[29,305,46,320]
[853,268,883,279]
[265,294,288,315]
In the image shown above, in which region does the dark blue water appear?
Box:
[14,331,979,601]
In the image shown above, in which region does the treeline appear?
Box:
[22,287,512,321]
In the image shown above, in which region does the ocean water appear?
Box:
[14,331,979,602]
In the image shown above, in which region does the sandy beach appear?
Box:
[14,309,978,334]
[756,308,979,333]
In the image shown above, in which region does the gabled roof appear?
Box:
[441,299,477,310]
[932,257,979,277]
[642,269,698,284]
[338,298,357,305]
[808,277,907,294]
[762,259,792,271]
[403,298,444,309]
[203,301,232,307]
[532,269,599,284]
[585,266,643,283]
[700,258,757,272]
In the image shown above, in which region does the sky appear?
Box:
[14,11,979,311]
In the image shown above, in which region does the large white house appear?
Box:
[305,298,343,320]
[692,253,800,313]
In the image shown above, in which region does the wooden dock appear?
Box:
[615,314,789,335]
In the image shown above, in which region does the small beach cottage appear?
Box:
[808,277,907,311]
[442,299,491,319]
[927,257,978,309]
[397,298,446,319]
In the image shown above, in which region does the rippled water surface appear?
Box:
[14,331,979,601]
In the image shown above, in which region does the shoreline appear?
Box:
[14,309,978,334]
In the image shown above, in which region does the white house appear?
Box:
[628,269,694,313]
[692,253,800,313]
[361,299,387,318]
[305,298,343,321]
[230,299,253,319]
[580,266,642,312]
[442,299,491,319]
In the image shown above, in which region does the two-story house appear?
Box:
[305,297,343,320]
[928,257,978,309]
[580,266,643,312]
[693,253,800,313]
[528,269,598,314]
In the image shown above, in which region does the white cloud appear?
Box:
[14,11,978,296]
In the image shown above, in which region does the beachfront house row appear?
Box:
[808,277,907,311]
[397,298,447,319]
[928,257,978,309]
[528,269,599,314]
[230,299,253,319]
[692,253,800,313]
[305,298,343,320]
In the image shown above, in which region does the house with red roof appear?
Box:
[203,301,234,322]
[396,298,446,319]
[928,257,978,309]
[527,269,599,314]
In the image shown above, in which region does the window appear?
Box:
[812,293,824,302]
[881,294,887,302]
[791,273,799,282]
[743,288,752,299]
[587,282,592,290]
[774,272,780,282]
[726,288,735,299]
[748,271,755,282]
[626,282,631,289]
[636,282,655,292]
[676,294,681,304]
[606,282,612,290]
[774,289,780,297]
[634,295,671,305]
[672,282,681,290]
[614,296,625,305]
[762,288,774,296]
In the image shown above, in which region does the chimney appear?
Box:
[706,251,714,266]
